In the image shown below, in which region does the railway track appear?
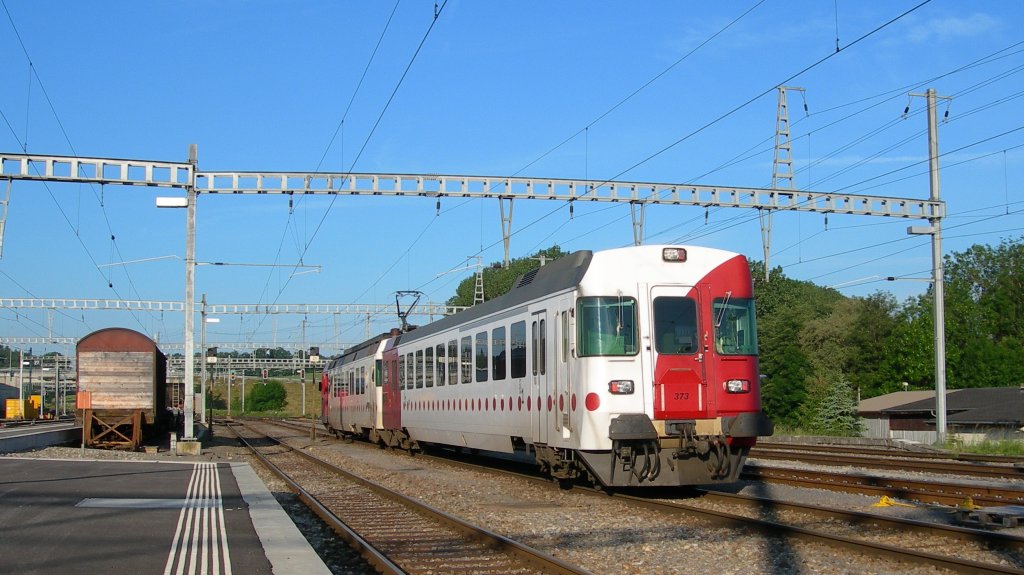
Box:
[265,418,1024,574]
[742,462,1024,507]
[751,442,1024,479]
[230,419,590,575]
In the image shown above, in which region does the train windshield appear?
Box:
[577,296,638,356]
[713,296,758,355]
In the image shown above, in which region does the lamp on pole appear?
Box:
[156,144,198,440]
[201,310,219,425]
[906,87,950,445]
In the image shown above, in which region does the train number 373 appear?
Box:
[674,392,690,400]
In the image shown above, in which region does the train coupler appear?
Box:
[608,414,662,484]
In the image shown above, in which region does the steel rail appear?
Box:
[743,463,1024,507]
[750,448,1024,479]
[228,422,402,574]
[614,493,1024,575]
[753,442,1024,471]
[694,489,1024,551]
[235,420,591,575]
[269,418,1024,574]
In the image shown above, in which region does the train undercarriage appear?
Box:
[535,412,773,488]
[323,410,772,488]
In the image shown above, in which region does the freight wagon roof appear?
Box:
[76,327,163,356]
[397,250,593,345]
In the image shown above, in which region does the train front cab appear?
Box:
[575,252,773,487]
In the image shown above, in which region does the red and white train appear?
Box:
[320,245,773,487]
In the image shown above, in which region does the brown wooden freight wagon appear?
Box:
[76,328,170,449]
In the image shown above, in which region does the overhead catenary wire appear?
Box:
[0,0,163,337]
[247,1,449,342]
[646,40,1024,251]
[441,0,935,280]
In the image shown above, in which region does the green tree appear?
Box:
[752,263,843,426]
[800,372,862,435]
[943,238,1024,388]
[447,246,567,306]
[882,237,1024,392]
[877,298,935,393]
[247,380,287,411]
[844,292,900,397]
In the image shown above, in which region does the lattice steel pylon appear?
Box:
[473,256,485,305]
[761,86,806,282]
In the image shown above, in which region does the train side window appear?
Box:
[349,370,355,395]
[561,311,568,363]
[398,355,406,390]
[539,319,546,375]
[510,321,526,378]
[448,340,458,385]
[461,336,472,383]
[407,353,415,390]
[576,296,639,356]
[475,331,488,383]
[379,359,387,388]
[415,349,424,388]
[425,347,434,388]
[491,326,506,381]
[435,343,446,386]
[531,321,538,376]
[361,366,367,394]
[713,297,758,355]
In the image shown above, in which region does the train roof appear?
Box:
[334,331,396,366]
[397,249,593,344]
[76,327,164,356]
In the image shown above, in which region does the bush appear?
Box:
[246,380,287,412]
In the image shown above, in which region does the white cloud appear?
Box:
[905,13,1000,43]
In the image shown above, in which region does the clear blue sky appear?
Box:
[1,1,1022,355]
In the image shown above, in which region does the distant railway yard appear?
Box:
[4,420,1022,574]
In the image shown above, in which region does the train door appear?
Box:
[328,371,343,431]
[382,345,401,429]
[553,297,571,439]
[320,371,330,425]
[531,309,549,444]
[649,285,708,419]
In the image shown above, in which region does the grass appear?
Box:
[770,425,864,438]
[940,437,1024,457]
[204,377,320,419]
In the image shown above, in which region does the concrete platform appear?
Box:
[0,421,80,453]
[0,457,332,575]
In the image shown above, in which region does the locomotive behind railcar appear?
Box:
[76,327,170,449]
[329,245,773,487]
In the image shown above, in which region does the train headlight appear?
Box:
[662,247,687,262]
[608,380,634,394]
[725,379,750,393]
